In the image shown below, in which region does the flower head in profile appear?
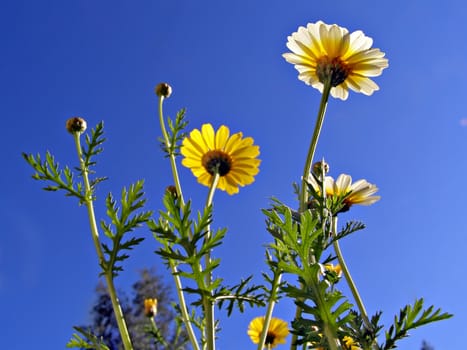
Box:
[283,21,388,100]
[248,316,289,348]
[308,173,380,212]
[181,124,260,195]
[144,298,158,318]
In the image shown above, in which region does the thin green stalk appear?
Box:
[149,316,169,347]
[72,133,133,350]
[331,216,371,330]
[299,78,332,213]
[256,269,282,350]
[158,95,186,207]
[157,96,200,350]
[203,172,220,350]
[291,78,333,350]
[167,254,201,350]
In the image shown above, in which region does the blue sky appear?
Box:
[2,0,466,348]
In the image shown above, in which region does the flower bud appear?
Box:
[312,160,329,177]
[155,83,172,98]
[144,298,158,318]
[66,117,87,134]
[165,185,179,201]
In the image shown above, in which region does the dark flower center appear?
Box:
[265,332,276,345]
[202,150,232,176]
[316,57,350,87]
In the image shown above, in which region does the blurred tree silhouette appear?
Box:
[82,268,188,349]
[421,341,434,350]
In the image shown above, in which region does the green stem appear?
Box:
[203,172,220,350]
[256,268,282,350]
[167,257,201,350]
[157,96,200,350]
[331,216,371,330]
[291,78,333,350]
[299,78,332,213]
[72,132,133,350]
[149,316,169,347]
[158,95,186,207]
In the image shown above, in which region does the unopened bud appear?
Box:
[66,117,87,134]
[165,185,178,199]
[155,83,172,98]
[312,160,329,177]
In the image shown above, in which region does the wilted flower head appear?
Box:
[66,117,87,134]
[181,124,260,195]
[144,298,158,318]
[283,21,388,100]
[247,316,289,348]
[308,173,380,212]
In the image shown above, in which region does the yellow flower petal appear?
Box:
[284,21,388,100]
[181,124,260,195]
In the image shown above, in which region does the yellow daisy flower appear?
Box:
[181,124,260,195]
[248,316,289,348]
[324,263,342,277]
[343,336,362,350]
[144,298,158,318]
[309,173,380,211]
[283,21,388,100]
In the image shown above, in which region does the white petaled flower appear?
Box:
[283,21,388,100]
[308,173,380,212]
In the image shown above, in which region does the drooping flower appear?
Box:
[181,124,260,195]
[144,298,158,318]
[308,173,380,212]
[247,316,289,348]
[283,21,388,100]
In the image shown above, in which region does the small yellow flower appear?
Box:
[247,316,289,348]
[283,21,388,100]
[144,298,158,318]
[181,124,260,195]
[342,336,361,350]
[309,173,380,211]
[324,263,342,277]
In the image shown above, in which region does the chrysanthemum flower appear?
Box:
[181,124,260,195]
[248,316,289,348]
[342,336,362,350]
[283,21,388,100]
[144,298,158,318]
[309,173,380,212]
[324,263,342,277]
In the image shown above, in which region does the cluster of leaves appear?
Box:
[22,122,107,203]
[148,190,265,321]
[159,108,188,157]
[263,186,453,349]
[100,180,152,278]
[264,198,353,347]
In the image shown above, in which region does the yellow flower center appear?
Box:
[316,57,350,87]
[202,150,233,176]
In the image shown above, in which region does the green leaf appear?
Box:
[100,180,152,277]
[382,298,453,350]
[66,326,110,349]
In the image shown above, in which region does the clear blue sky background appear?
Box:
[1,1,465,349]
